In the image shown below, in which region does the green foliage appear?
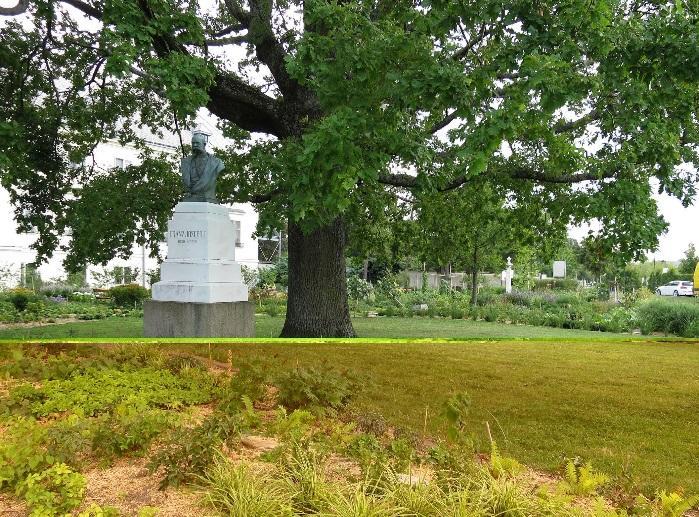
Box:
[7,288,37,311]
[109,284,150,307]
[489,441,523,479]
[21,463,86,516]
[91,401,173,459]
[347,276,374,302]
[220,359,270,413]
[3,366,213,417]
[560,459,609,496]
[269,408,316,443]
[678,243,698,275]
[202,455,295,517]
[533,278,581,291]
[77,504,121,517]
[149,412,241,488]
[634,490,699,517]
[275,364,357,412]
[0,418,54,490]
[637,299,699,337]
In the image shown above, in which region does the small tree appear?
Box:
[678,243,698,275]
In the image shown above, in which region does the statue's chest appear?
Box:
[191,156,208,181]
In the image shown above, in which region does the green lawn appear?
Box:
[171,338,699,493]
[0,314,629,340]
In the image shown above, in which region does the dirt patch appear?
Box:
[78,457,211,516]
[0,492,27,516]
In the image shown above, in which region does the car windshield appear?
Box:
[681,282,692,287]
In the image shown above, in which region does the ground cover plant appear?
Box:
[1,340,697,516]
[0,287,145,325]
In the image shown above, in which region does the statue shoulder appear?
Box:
[211,155,225,173]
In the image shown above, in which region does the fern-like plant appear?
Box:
[560,459,609,496]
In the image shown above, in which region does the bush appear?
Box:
[637,300,699,337]
[347,276,374,301]
[7,288,37,311]
[109,284,150,307]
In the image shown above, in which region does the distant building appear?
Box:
[0,125,259,289]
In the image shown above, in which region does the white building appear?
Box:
[0,126,259,289]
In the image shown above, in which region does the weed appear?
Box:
[77,504,121,516]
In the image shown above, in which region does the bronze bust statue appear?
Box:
[181,133,225,203]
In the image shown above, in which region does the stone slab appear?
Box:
[159,259,241,284]
[143,300,254,337]
[152,281,248,303]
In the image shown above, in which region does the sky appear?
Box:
[649,192,698,262]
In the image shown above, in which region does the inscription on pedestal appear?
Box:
[169,229,207,244]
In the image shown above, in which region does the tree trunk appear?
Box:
[281,218,356,337]
[470,269,478,306]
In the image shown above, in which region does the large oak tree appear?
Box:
[1,0,698,336]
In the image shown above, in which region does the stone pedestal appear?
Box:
[145,202,253,337]
[144,300,254,337]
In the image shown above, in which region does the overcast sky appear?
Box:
[649,192,698,262]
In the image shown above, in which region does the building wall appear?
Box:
[0,135,259,289]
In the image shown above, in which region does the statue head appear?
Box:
[191,133,207,155]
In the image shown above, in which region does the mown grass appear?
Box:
[0,314,628,340]
[2,336,697,493]
[181,338,699,494]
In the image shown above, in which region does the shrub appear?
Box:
[347,276,374,301]
[109,284,150,307]
[21,463,86,516]
[275,364,356,412]
[8,287,37,311]
[637,300,699,337]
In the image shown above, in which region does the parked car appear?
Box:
[655,281,694,297]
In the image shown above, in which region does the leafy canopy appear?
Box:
[0,0,698,269]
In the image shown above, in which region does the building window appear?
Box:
[114,158,129,169]
[231,220,242,247]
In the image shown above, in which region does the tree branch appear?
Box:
[428,110,459,134]
[208,72,288,137]
[210,23,246,38]
[205,34,248,46]
[247,0,298,98]
[223,0,251,26]
[509,167,616,183]
[60,0,102,18]
[553,109,600,134]
[377,172,418,188]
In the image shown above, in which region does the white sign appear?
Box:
[553,261,566,278]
